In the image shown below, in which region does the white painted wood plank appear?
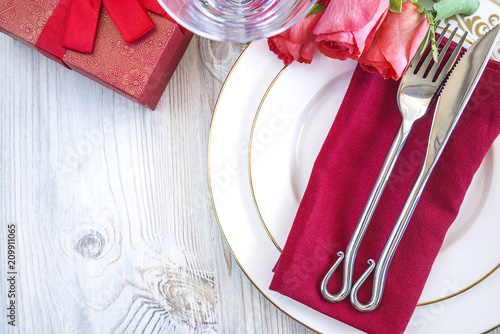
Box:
[0,32,314,334]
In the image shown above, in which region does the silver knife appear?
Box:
[349,23,500,312]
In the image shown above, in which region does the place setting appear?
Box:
[208,0,500,332]
[2,0,500,332]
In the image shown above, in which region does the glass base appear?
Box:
[198,37,247,83]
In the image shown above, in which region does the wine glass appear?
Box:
[157,0,316,81]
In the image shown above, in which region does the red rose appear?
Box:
[268,10,325,65]
[313,0,390,60]
[359,1,429,80]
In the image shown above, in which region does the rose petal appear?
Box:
[314,0,389,60]
[268,37,294,66]
[313,0,380,33]
[267,10,324,65]
[358,1,429,80]
[376,1,429,77]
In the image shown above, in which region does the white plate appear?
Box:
[249,41,500,305]
[208,4,500,332]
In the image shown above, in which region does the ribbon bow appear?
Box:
[36,0,172,61]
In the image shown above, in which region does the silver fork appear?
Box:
[321,25,468,303]
[350,23,500,312]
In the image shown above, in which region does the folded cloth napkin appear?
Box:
[269,53,500,333]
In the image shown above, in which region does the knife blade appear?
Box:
[425,23,500,168]
[386,24,500,247]
[381,23,500,276]
[348,23,500,313]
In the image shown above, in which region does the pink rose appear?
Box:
[268,10,325,66]
[359,1,429,80]
[313,0,389,60]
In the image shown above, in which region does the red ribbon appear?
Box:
[36,0,176,61]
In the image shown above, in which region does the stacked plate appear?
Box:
[208,3,500,332]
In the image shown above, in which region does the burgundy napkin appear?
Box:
[269,57,500,333]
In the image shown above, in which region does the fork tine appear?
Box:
[417,24,452,76]
[426,26,464,81]
[407,45,426,73]
[431,31,468,83]
[423,26,458,78]
[434,22,448,45]
[408,21,450,74]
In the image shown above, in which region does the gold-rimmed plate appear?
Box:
[209,4,500,333]
[250,4,500,305]
[248,34,500,306]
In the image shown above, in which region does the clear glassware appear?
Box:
[198,38,247,82]
[157,0,316,42]
[157,0,316,82]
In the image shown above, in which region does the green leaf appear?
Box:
[431,43,439,61]
[307,3,327,16]
[418,13,440,62]
[433,0,480,21]
[419,28,432,54]
[389,0,403,12]
[408,0,428,13]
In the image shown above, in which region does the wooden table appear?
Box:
[0,33,499,334]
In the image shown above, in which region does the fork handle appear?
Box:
[348,123,411,245]
[350,150,433,311]
[335,123,411,298]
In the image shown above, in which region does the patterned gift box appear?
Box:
[0,0,193,110]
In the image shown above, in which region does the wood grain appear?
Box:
[0,32,498,334]
[0,33,313,334]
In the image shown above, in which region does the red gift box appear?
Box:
[0,0,193,110]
